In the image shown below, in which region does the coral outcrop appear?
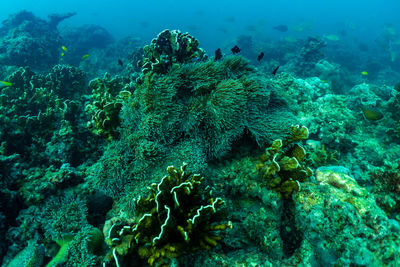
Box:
[103,163,232,266]
[0,10,75,69]
[85,73,133,139]
[293,166,400,266]
[257,125,312,198]
[137,29,207,75]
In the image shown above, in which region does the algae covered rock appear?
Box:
[293,166,400,266]
[0,10,75,69]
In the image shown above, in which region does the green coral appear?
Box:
[103,163,232,266]
[96,55,295,197]
[137,29,207,76]
[85,73,132,139]
[256,125,313,198]
[6,240,44,267]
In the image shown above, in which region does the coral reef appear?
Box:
[60,24,114,65]
[95,55,296,197]
[370,160,400,215]
[137,29,207,75]
[0,10,75,69]
[103,163,232,266]
[256,125,313,198]
[85,73,133,139]
[0,66,99,167]
[285,36,327,77]
[293,166,400,266]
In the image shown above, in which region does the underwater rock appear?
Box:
[0,11,74,69]
[293,167,400,266]
[60,24,114,65]
[284,36,327,77]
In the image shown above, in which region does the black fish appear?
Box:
[231,45,240,54]
[215,48,222,61]
[257,52,264,61]
[272,66,280,76]
[118,59,123,66]
[273,25,288,32]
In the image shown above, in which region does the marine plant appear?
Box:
[103,163,232,266]
[256,125,312,198]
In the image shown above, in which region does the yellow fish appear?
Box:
[61,45,68,51]
[0,81,12,88]
[361,107,383,121]
[361,71,368,75]
[82,54,90,60]
[61,52,64,57]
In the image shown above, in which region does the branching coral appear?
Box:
[103,163,232,266]
[256,125,313,198]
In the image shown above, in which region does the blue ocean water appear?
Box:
[1,0,400,52]
[2,0,400,266]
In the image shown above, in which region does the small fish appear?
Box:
[0,81,12,89]
[231,45,240,54]
[361,106,383,121]
[257,52,264,61]
[284,36,297,43]
[118,59,123,66]
[273,25,288,32]
[272,66,280,76]
[391,51,397,62]
[324,34,340,41]
[61,45,68,51]
[361,71,368,76]
[321,80,327,83]
[82,54,89,60]
[61,52,64,57]
[214,48,222,61]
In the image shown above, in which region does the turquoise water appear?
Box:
[1,1,400,266]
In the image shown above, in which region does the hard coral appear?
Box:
[138,29,207,76]
[85,73,132,139]
[103,163,232,266]
[257,125,313,198]
[0,10,75,69]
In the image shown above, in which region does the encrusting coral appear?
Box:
[103,163,232,266]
